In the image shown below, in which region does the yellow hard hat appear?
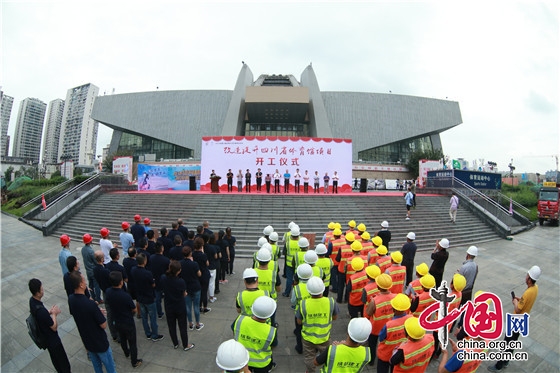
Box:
[351,257,365,271]
[391,293,411,311]
[334,222,342,230]
[390,251,403,264]
[452,274,467,292]
[376,245,388,255]
[404,317,426,340]
[328,222,335,230]
[357,223,366,232]
[473,291,492,305]
[372,236,383,247]
[348,220,357,228]
[333,228,342,236]
[420,274,436,289]
[361,231,370,240]
[375,273,393,290]
[345,232,355,242]
[365,265,381,279]
[415,263,429,276]
[351,241,362,252]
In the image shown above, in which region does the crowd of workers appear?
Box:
[31,216,541,373]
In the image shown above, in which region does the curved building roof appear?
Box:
[91,64,462,161]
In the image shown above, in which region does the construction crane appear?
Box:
[523,155,559,171]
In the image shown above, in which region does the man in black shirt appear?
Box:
[400,232,417,286]
[168,222,184,244]
[157,227,173,257]
[92,250,118,342]
[28,278,71,373]
[150,242,170,319]
[131,214,146,244]
[123,247,140,317]
[177,218,189,239]
[255,168,263,192]
[245,169,251,193]
[132,253,164,341]
[376,221,392,249]
[106,271,142,368]
[226,169,234,192]
[169,235,184,261]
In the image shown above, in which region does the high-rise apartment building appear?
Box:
[58,83,99,165]
[1,91,14,156]
[12,97,47,163]
[42,98,65,164]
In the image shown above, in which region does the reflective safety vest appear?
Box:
[293,281,311,313]
[348,270,369,306]
[345,228,356,236]
[237,289,270,316]
[316,257,333,287]
[408,279,423,298]
[387,265,407,294]
[367,292,396,335]
[233,315,277,368]
[413,291,436,318]
[294,250,308,268]
[337,244,354,273]
[362,281,379,315]
[311,265,324,280]
[367,248,379,265]
[377,314,412,362]
[360,241,373,257]
[345,256,367,283]
[392,334,434,373]
[376,255,392,274]
[330,237,345,265]
[321,344,371,373]
[447,290,462,332]
[300,296,335,344]
[255,267,278,300]
[286,238,300,268]
[324,231,334,246]
[271,243,281,261]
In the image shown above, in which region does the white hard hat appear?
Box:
[527,265,542,281]
[381,221,389,228]
[304,250,318,265]
[296,263,313,280]
[261,242,272,253]
[315,244,328,255]
[298,237,309,248]
[251,296,277,319]
[439,238,450,249]
[242,268,258,279]
[290,226,300,236]
[263,225,274,236]
[288,221,296,229]
[256,248,272,262]
[269,231,279,242]
[306,276,325,295]
[257,237,268,248]
[406,232,416,240]
[216,339,250,371]
[348,317,372,343]
[466,246,478,256]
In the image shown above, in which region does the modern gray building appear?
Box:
[42,98,65,165]
[1,92,14,157]
[12,97,46,163]
[92,64,462,164]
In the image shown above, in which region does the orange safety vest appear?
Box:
[367,249,379,265]
[376,255,392,274]
[345,228,356,236]
[377,314,412,362]
[337,244,354,273]
[345,255,368,283]
[362,282,379,316]
[330,237,345,265]
[387,265,407,294]
[412,291,436,318]
[408,279,424,298]
[454,341,487,373]
[360,241,373,257]
[324,231,334,246]
[349,270,369,306]
[447,290,462,332]
[392,334,434,373]
[367,292,395,335]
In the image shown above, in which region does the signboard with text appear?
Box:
[137,163,201,191]
[200,136,353,192]
[427,169,501,190]
[113,156,133,182]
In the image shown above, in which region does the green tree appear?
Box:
[406,149,447,178]
[4,166,13,182]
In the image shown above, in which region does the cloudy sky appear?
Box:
[2,1,558,174]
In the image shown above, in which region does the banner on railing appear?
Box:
[427,169,502,190]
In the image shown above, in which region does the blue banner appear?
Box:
[427,169,501,190]
[138,164,201,191]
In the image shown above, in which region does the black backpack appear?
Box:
[26,305,48,350]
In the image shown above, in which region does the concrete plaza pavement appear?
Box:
[1,213,559,372]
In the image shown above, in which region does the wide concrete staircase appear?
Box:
[51,192,501,257]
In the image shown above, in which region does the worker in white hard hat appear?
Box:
[297,276,339,373]
[255,248,281,327]
[429,238,450,288]
[314,244,333,296]
[236,268,270,317]
[292,263,314,354]
[282,224,300,297]
[488,265,541,372]
[314,317,372,371]
[216,339,250,373]
[457,245,479,305]
[233,296,278,372]
[268,231,281,261]
[376,220,392,249]
[293,237,310,269]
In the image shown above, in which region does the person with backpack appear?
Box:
[28,278,71,373]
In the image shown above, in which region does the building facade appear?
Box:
[1,92,14,157]
[12,97,46,163]
[42,98,65,165]
[58,83,99,166]
[91,64,462,164]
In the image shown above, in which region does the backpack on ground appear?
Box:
[26,305,48,350]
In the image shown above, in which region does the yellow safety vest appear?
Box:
[321,344,371,373]
[300,297,335,344]
[286,238,299,268]
[316,257,333,287]
[293,281,311,313]
[233,315,277,368]
[237,289,269,316]
[255,267,278,300]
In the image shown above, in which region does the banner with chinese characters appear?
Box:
[137,163,201,191]
[112,156,133,182]
[427,169,501,190]
[200,136,353,192]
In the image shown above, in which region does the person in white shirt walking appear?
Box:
[449,192,459,223]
